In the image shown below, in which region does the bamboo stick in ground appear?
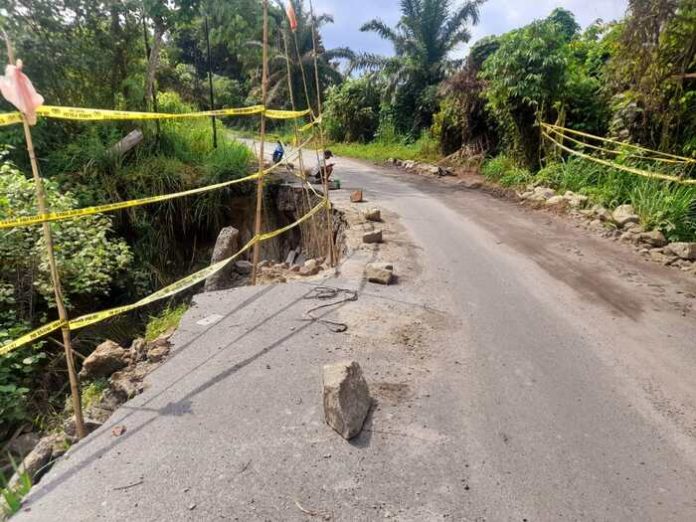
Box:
[251,0,269,285]
[308,0,336,266]
[2,32,86,439]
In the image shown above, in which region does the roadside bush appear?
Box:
[537,158,696,240]
[324,78,381,143]
[330,132,440,163]
[630,181,696,241]
[0,152,132,433]
[482,155,533,187]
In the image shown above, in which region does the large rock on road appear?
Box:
[322,361,372,440]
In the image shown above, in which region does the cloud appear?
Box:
[313,0,628,56]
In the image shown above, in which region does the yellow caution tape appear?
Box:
[0,197,328,355]
[543,125,692,165]
[0,105,310,127]
[0,134,315,230]
[0,320,67,356]
[264,108,312,120]
[299,114,322,133]
[0,112,23,126]
[542,123,696,164]
[542,130,696,185]
[0,172,260,230]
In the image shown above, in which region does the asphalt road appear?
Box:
[16,152,696,521]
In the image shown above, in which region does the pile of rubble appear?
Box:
[519,186,589,208]
[386,158,453,177]
[519,185,696,274]
[249,255,330,284]
[3,331,176,498]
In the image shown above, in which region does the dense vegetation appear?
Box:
[324,0,696,241]
[0,0,694,449]
[0,0,347,436]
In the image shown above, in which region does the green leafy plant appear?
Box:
[81,379,109,411]
[145,303,188,342]
[481,154,533,187]
[324,78,381,143]
[0,456,32,516]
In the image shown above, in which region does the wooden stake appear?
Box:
[2,33,86,439]
[282,22,321,258]
[308,0,336,266]
[251,0,269,285]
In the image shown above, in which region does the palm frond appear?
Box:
[442,0,483,44]
[350,52,395,73]
[360,19,401,45]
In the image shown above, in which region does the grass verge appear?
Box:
[329,135,441,163]
[481,154,696,242]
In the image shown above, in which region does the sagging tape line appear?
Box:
[541,122,696,164]
[542,131,696,185]
[0,105,311,126]
[544,125,693,165]
[0,198,329,356]
[0,134,315,230]
[0,172,260,229]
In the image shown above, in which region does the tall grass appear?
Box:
[483,154,696,241]
[329,133,440,163]
[482,155,534,187]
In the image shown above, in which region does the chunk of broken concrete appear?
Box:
[299,258,320,276]
[611,204,639,227]
[638,230,667,248]
[9,433,66,488]
[665,242,696,260]
[64,416,102,438]
[234,260,253,275]
[323,361,372,440]
[350,190,363,203]
[365,262,394,285]
[363,208,381,222]
[147,344,170,363]
[362,230,383,244]
[79,340,129,379]
[204,226,240,292]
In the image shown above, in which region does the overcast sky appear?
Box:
[313,0,629,57]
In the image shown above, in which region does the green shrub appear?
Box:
[537,157,696,241]
[0,152,132,433]
[330,132,440,163]
[81,378,108,411]
[482,154,533,186]
[630,181,696,241]
[324,78,381,143]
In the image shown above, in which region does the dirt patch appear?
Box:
[372,382,413,405]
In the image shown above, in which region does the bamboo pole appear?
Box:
[308,0,336,266]
[251,0,269,285]
[2,32,86,439]
[281,22,321,258]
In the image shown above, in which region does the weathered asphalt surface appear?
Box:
[16,153,696,521]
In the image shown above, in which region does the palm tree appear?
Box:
[354,0,485,133]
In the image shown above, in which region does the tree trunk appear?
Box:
[145,19,165,109]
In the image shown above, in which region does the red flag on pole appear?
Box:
[0,60,44,126]
[286,2,298,31]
